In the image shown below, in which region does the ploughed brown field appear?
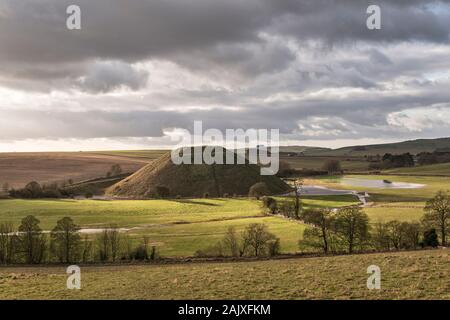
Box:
[0,152,160,188]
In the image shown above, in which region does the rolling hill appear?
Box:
[306,137,450,156]
[107,148,291,198]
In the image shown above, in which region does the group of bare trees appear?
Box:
[196,223,280,258]
[0,216,159,265]
[106,164,123,178]
[298,190,450,253]
[299,207,370,253]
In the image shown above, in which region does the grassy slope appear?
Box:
[0,196,357,256]
[281,155,369,171]
[384,163,450,176]
[107,150,291,198]
[308,137,450,156]
[0,249,448,300]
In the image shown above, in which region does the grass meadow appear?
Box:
[0,196,357,257]
[0,249,448,300]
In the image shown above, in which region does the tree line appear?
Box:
[0,216,158,265]
[258,189,448,255]
[196,223,280,258]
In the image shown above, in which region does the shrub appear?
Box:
[262,196,277,214]
[248,182,270,200]
[422,229,439,248]
[322,160,342,175]
[25,181,43,198]
[155,186,170,199]
[267,238,281,256]
[241,223,278,257]
[278,200,296,218]
[132,244,148,260]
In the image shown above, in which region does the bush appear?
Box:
[155,186,170,199]
[267,238,281,256]
[108,164,123,177]
[277,161,293,177]
[322,160,342,175]
[132,244,148,260]
[278,200,296,218]
[262,197,277,214]
[248,182,270,200]
[25,181,43,198]
[242,223,278,257]
[422,229,439,248]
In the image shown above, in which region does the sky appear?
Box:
[1,0,450,152]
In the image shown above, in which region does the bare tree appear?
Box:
[97,229,109,262]
[423,190,450,246]
[333,207,370,253]
[292,179,303,219]
[108,225,121,262]
[241,223,278,257]
[322,159,342,175]
[221,226,239,257]
[248,182,270,200]
[262,197,277,215]
[0,222,15,264]
[301,209,334,253]
[17,215,46,264]
[386,220,403,250]
[81,234,93,263]
[108,164,123,177]
[372,222,391,251]
[50,217,81,263]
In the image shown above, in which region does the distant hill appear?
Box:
[304,137,450,156]
[383,162,450,176]
[279,146,331,154]
[107,148,291,198]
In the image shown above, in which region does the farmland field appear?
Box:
[0,152,153,189]
[0,196,358,257]
[384,163,450,176]
[280,155,369,171]
[0,249,448,300]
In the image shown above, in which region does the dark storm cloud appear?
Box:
[1,0,450,144]
[2,78,450,141]
[1,0,449,78]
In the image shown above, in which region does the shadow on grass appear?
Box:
[169,199,220,206]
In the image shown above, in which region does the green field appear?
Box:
[0,174,444,256]
[281,155,369,171]
[0,196,356,257]
[0,249,447,299]
[384,163,450,176]
[308,175,448,201]
[304,174,449,223]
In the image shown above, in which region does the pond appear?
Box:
[340,177,425,189]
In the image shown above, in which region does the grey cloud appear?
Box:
[1,0,450,146]
[75,61,149,93]
[1,0,450,86]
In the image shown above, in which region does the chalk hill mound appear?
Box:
[106,148,290,198]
